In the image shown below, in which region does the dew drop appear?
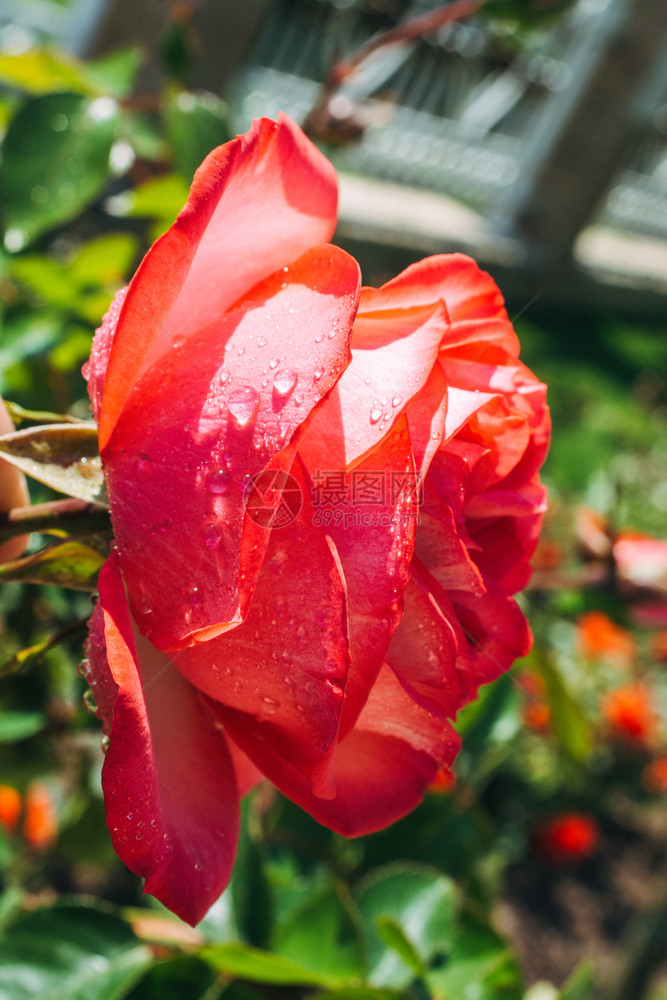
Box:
[219,367,230,384]
[313,365,325,381]
[202,522,222,546]
[272,369,298,397]
[392,395,402,407]
[314,333,324,343]
[257,335,267,348]
[269,356,280,369]
[262,696,279,714]
[370,406,383,424]
[364,376,372,385]
[207,469,231,494]
[293,392,305,406]
[228,386,259,428]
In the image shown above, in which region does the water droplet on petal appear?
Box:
[364,377,372,385]
[269,357,280,369]
[314,366,325,381]
[392,395,402,407]
[272,369,298,397]
[370,406,382,424]
[293,392,305,406]
[262,696,279,714]
[228,386,259,428]
[257,335,267,347]
[207,469,231,494]
[219,367,230,383]
[314,333,324,343]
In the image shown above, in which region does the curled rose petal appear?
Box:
[84,555,240,926]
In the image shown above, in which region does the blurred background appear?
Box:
[0,2,666,999]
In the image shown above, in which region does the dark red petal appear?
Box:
[385,578,461,720]
[299,416,418,738]
[84,555,240,926]
[172,459,349,796]
[226,663,460,837]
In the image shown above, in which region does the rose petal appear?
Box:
[300,303,448,470]
[386,578,461,720]
[226,663,460,837]
[84,555,239,926]
[312,417,418,738]
[99,115,340,448]
[359,254,508,326]
[173,459,349,796]
[103,245,359,650]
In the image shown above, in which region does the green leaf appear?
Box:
[0,902,153,1000]
[1,92,118,248]
[107,173,189,225]
[426,910,523,1000]
[0,423,105,504]
[559,960,595,999]
[0,620,87,678]
[532,650,592,761]
[272,886,364,982]
[0,538,106,590]
[375,916,424,975]
[163,90,231,181]
[86,48,142,99]
[122,956,218,1000]
[0,710,45,742]
[200,942,337,988]
[229,799,273,948]
[355,864,457,989]
[0,49,102,96]
[4,402,85,426]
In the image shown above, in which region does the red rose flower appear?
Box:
[84,116,549,924]
[536,812,600,863]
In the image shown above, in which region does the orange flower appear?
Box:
[643,755,667,794]
[518,671,551,730]
[577,611,635,666]
[23,783,57,849]
[601,682,659,746]
[0,784,21,834]
[650,630,667,663]
[536,812,599,863]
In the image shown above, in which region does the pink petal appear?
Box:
[359,254,508,325]
[99,115,340,448]
[84,555,240,926]
[227,663,460,837]
[103,244,359,651]
[299,302,448,470]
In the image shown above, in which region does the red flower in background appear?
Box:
[643,755,667,794]
[536,812,600,863]
[601,681,659,747]
[84,115,549,924]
